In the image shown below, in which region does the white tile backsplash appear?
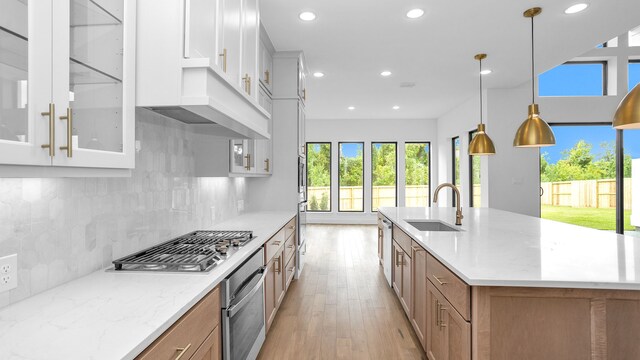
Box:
[0,109,246,309]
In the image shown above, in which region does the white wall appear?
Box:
[306,118,438,224]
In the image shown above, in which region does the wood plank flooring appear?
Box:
[257,225,426,360]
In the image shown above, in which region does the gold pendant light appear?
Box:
[469,53,496,155]
[613,83,640,129]
[513,7,556,148]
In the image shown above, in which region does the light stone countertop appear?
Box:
[379,207,640,290]
[0,211,296,360]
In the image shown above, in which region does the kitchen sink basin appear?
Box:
[405,220,460,232]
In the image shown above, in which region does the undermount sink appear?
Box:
[405,220,460,232]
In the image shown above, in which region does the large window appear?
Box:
[307,143,331,212]
[469,131,481,208]
[339,142,364,212]
[540,124,618,231]
[539,62,607,96]
[630,60,640,91]
[405,143,430,207]
[452,137,461,206]
[371,143,397,211]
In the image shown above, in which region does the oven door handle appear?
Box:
[226,266,267,317]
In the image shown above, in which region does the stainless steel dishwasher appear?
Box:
[221,247,267,360]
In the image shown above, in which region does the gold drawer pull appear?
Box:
[264,158,270,172]
[439,305,448,328]
[288,244,294,249]
[174,343,192,360]
[272,241,281,246]
[288,225,295,229]
[244,153,251,170]
[432,275,447,286]
[275,256,281,273]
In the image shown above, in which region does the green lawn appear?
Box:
[541,205,633,231]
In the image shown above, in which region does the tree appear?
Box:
[372,144,397,186]
[405,143,429,186]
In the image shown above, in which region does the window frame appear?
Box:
[403,141,431,208]
[539,60,609,97]
[629,59,640,91]
[370,142,398,212]
[452,137,460,207]
[468,130,479,208]
[338,141,365,213]
[306,142,332,213]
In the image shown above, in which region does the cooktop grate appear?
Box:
[112,230,253,272]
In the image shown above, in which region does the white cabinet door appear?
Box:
[0,1,53,166]
[184,0,220,60]
[259,37,273,94]
[258,85,272,115]
[255,139,271,175]
[51,0,135,169]
[240,0,258,98]
[230,139,256,174]
[219,0,242,87]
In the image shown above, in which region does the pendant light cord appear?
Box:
[479,58,484,125]
[531,16,535,104]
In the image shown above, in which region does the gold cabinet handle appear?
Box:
[219,48,227,73]
[272,241,281,246]
[287,244,294,249]
[41,103,55,157]
[302,88,306,101]
[432,275,447,286]
[395,249,403,266]
[435,300,440,326]
[275,256,281,274]
[439,304,447,328]
[265,70,270,84]
[264,158,270,172]
[174,343,192,360]
[59,107,72,157]
[242,74,251,95]
[244,153,251,171]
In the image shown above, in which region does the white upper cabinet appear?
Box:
[258,24,274,95]
[0,0,136,170]
[137,0,270,140]
[240,0,258,97]
[272,51,308,105]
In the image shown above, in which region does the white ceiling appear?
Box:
[260,0,640,120]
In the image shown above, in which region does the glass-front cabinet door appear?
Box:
[230,139,256,174]
[52,0,135,168]
[0,0,53,166]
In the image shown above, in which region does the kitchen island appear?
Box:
[378,206,640,360]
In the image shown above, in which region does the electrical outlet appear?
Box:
[210,206,216,223]
[0,254,17,293]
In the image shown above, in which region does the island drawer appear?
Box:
[427,253,470,321]
[393,225,412,256]
[137,286,220,360]
[284,217,296,240]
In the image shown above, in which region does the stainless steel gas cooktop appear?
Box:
[112,230,255,272]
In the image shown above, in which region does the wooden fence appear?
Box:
[540,179,631,210]
[307,185,431,211]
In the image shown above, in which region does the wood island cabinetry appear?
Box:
[264,217,296,332]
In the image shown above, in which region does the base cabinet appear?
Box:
[426,281,471,360]
[264,217,297,333]
[136,287,221,360]
[392,241,403,298]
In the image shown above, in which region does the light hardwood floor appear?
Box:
[257,225,426,360]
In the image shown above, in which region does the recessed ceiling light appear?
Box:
[480,69,492,75]
[299,11,317,21]
[380,71,392,77]
[564,3,588,14]
[348,106,355,110]
[313,72,325,78]
[406,8,425,19]
[393,106,400,110]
